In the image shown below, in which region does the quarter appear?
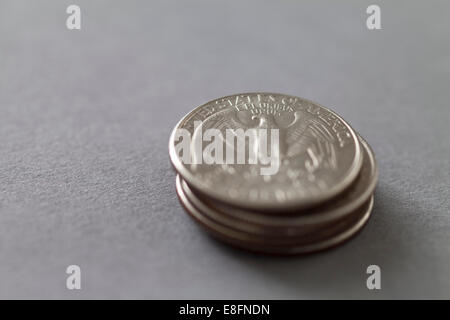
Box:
[169,93,363,210]
[176,173,374,255]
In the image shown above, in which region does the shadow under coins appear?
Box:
[199,183,439,299]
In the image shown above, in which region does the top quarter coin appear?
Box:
[169,93,363,211]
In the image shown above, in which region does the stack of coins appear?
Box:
[169,93,378,255]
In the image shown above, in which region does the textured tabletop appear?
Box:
[0,0,449,299]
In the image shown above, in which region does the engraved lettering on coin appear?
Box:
[169,93,362,210]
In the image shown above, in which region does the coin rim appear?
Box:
[176,173,374,255]
[169,92,363,210]
[181,136,377,230]
[181,172,373,240]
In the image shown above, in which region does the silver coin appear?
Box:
[179,175,373,241]
[180,136,377,236]
[176,174,374,255]
[169,93,363,210]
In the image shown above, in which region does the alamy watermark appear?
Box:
[174,121,280,176]
[65,5,382,32]
[66,5,81,30]
[366,5,381,30]
[366,264,381,290]
[66,264,81,290]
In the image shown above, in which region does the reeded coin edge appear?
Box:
[175,174,374,255]
[169,92,363,211]
[180,172,373,239]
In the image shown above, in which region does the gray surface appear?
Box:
[0,0,449,299]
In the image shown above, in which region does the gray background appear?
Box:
[0,0,449,299]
